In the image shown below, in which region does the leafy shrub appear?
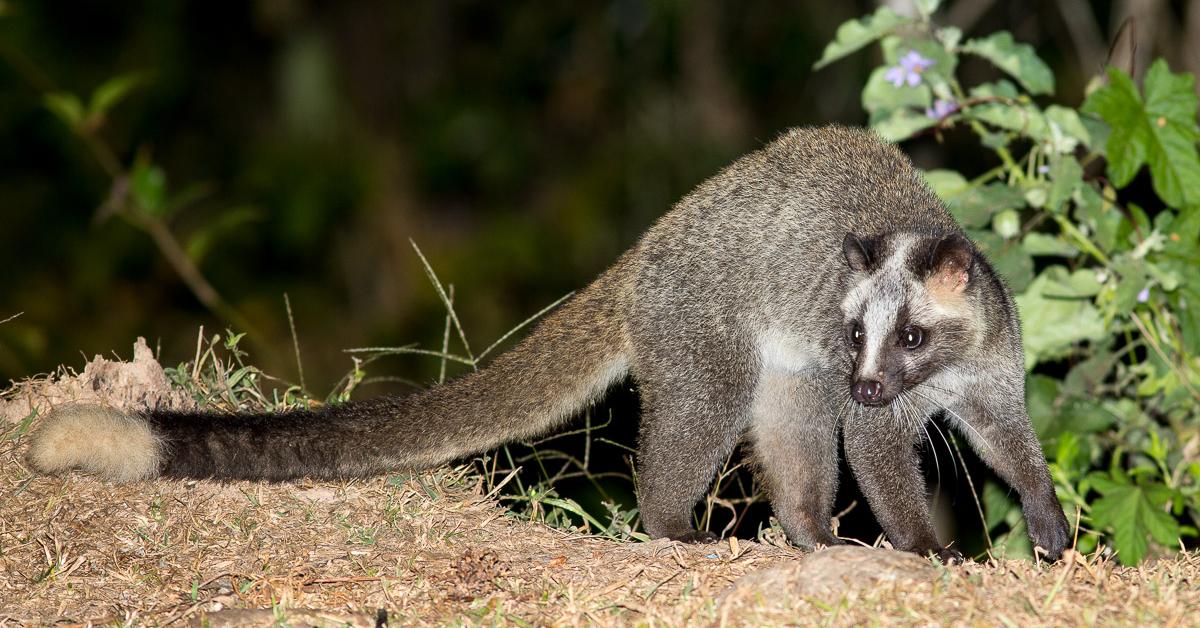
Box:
[819,0,1200,564]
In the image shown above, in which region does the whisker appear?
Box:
[927,416,960,485]
[832,395,852,453]
[909,389,994,454]
[914,381,965,401]
[919,420,942,510]
[899,391,942,508]
[835,398,854,451]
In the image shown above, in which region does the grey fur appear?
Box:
[28,125,1069,561]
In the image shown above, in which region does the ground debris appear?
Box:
[722,545,936,604]
[2,345,1199,625]
[1,337,193,424]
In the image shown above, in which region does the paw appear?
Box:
[930,546,965,565]
[668,530,719,544]
[792,533,845,551]
[1027,505,1071,562]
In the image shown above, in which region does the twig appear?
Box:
[409,239,476,366]
[950,433,993,552]
[284,293,305,393]
[1131,311,1200,403]
[477,291,574,360]
[1,44,274,361]
[439,285,454,384]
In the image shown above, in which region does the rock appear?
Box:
[722,545,937,606]
[1,337,194,424]
[188,608,385,627]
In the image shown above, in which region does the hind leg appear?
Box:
[634,343,756,542]
[749,370,845,548]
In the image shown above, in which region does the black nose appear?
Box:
[853,379,883,405]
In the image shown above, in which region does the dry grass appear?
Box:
[1,343,1199,626]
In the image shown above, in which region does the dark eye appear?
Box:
[900,326,924,350]
[849,323,865,346]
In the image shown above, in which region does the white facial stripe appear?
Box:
[840,234,919,316]
[859,290,901,377]
[840,234,920,379]
[883,235,918,273]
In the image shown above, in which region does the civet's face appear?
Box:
[840,231,977,407]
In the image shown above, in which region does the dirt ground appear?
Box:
[2,341,1198,626]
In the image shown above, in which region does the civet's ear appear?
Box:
[927,233,973,292]
[842,233,876,272]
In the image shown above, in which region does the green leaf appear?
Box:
[972,231,1034,292]
[914,0,941,18]
[1142,60,1200,206]
[922,169,968,199]
[185,205,263,263]
[1025,374,1062,440]
[1112,258,1150,314]
[961,31,1055,95]
[1074,185,1121,253]
[969,80,1021,99]
[1054,432,1087,474]
[1027,369,1116,444]
[992,209,1020,239]
[1046,157,1083,214]
[946,183,1026,228]
[1173,284,1200,355]
[935,26,961,50]
[1022,232,1079,257]
[1160,205,1200,262]
[1015,270,1107,369]
[880,35,959,86]
[1041,266,1101,297]
[814,7,909,69]
[1044,105,1092,149]
[43,92,84,129]
[1082,60,1200,207]
[130,162,168,216]
[1145,260,1179,292]
[1090,480,1180,565]
[1058,398,1117,434]
[1082,70,1146,187]
[983,479,1017,531]
[869,107,937,142]
[1062,344,1117,396]
[88,72,143,118]
[862,66,932,114]
[970,101,1047,137]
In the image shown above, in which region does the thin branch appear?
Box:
[284,293,305,393]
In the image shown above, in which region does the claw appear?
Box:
[670,530,719,544]
[932,546,965,565]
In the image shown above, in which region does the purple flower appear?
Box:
[1038,165,1050,174]
[1137,287,1151,303]
[924,98,958,119]
[885,50,935,87]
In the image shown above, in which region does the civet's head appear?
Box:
[840,231,980,407]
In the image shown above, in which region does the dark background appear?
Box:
[3,0,1196,389]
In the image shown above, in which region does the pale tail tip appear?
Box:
[27,404,163,482]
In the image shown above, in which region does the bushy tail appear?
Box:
[28,257,634,482]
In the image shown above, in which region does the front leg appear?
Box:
[748,370,843,549]
[945,390,1070,561]
[843,404,960,562]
